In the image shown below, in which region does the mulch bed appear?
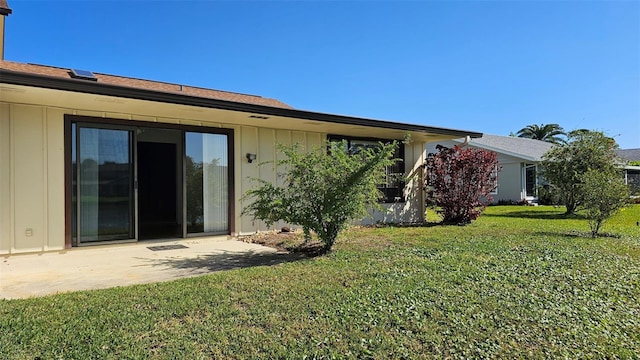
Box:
[240,229,327,257]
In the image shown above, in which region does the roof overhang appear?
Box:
[0,68,482,142]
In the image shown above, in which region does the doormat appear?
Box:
[147,244,189,251]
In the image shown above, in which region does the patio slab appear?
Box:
[0,237,291,300]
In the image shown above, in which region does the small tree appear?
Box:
[242,140,398,253]
[540,131,620,214]
[578,169,629,237]
[424,145,500,224]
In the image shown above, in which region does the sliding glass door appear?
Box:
[69,117,231,246]
[72,125,134,244]
[185,132,229,235]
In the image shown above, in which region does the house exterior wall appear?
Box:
[0,103,66,254]
[1,101,426,254]
[493,158,525,203]
[364,141,425,225]
[426,140,528,204]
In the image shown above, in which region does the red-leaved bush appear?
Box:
[424,145,500,224]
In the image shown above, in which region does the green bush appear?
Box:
[579,169,630,236]
[243,140,398,253]
[541,131,620,214]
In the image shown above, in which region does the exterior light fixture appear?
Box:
[246,153,257,163]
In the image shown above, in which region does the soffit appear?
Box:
[0,84,467,143]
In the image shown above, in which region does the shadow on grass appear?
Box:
[483,210,585,220]
[367,222,443,228]
[139,249,308,274]
[535,231,622,239]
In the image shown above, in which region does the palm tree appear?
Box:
[516,123,567,144]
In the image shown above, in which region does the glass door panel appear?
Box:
[524,164,536,198]
[185,132,228,234]
[77,127,134,243]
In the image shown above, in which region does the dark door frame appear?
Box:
[64,114,235,248]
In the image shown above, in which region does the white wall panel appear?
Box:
[12,105,46,252]
[45,108,66,250]
[0,103,11,253]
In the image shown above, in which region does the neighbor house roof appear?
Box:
[452,134,554,162]
[0,60,483,139]
[616,148,640,162]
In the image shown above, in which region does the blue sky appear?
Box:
[5,1,639,148]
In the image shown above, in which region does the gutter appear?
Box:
[0,68,483,139]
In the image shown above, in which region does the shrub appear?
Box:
[536,184,562,206]
[424,145,500,224]
[579,169,630,237]
[541,131,620,214]
[242,140,398,253]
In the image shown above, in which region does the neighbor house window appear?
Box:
[490,165,499,195]
[328,135,405,203]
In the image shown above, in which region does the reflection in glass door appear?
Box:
[69,119,231,245]
[73,125,134,244]
[185,132,229,235]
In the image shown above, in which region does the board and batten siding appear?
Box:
[1,102,426,254]
[364,140,426,225]
[0,104,66,254]
[236,126,324,235]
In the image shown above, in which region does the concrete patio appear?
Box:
[0,237,295,300]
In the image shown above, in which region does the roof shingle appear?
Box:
[616,148,640,162]
[0,60,293,109]
[454,134,555,162]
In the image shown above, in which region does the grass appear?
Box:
[1,205,639,359]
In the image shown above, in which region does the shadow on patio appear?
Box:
[136,249,309,273]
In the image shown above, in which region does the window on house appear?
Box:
[490,165,499,195]
[328,135,405,203]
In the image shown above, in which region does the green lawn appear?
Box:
[1,205,639,359]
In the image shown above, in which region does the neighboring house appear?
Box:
[617,148,640,163]
[0,5,481,254]
[617,148,640,195]
[426,134,554,204]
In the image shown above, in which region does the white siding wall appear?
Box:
[0,104,66,254]
[364,140,426,224]
[235,126,324,235]
[0,102,425,253]
[0,103,11,253]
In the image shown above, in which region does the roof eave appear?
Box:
[0,68,483,139]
